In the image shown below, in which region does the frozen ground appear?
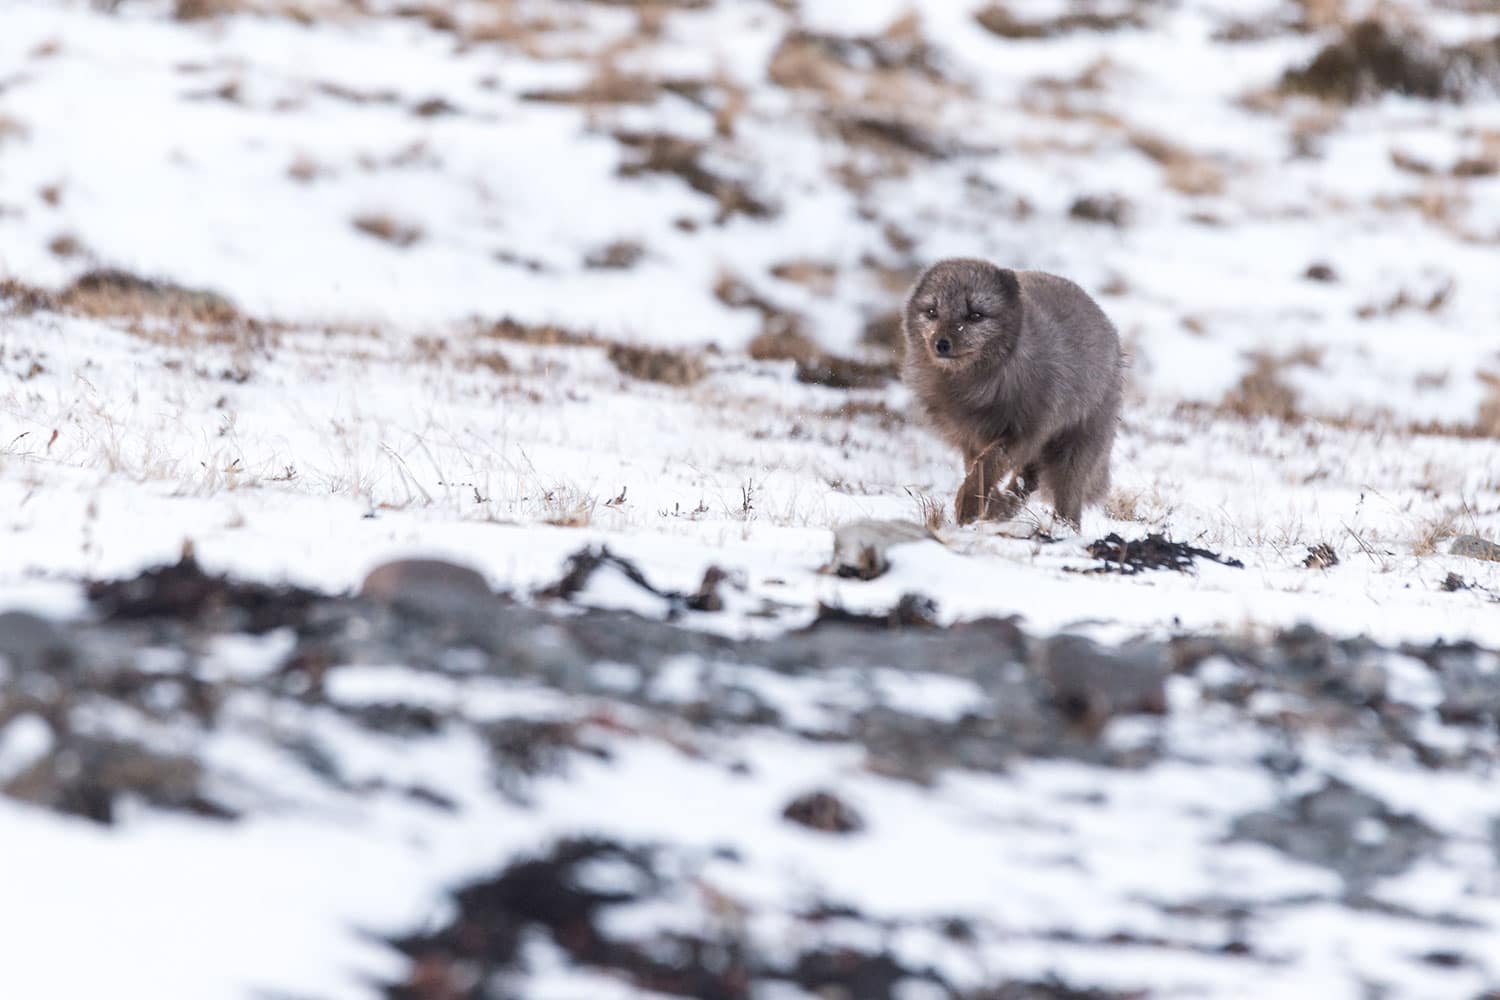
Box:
[2,0,1500,997]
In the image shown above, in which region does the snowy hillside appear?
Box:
[1,0,1499,997]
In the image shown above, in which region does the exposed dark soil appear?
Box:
[1083,532,1245,574]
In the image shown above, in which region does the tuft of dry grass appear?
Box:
[1412,506,1466,557]
[906,488,949,532]
[539,486,596,528]
[1104,490,1144,522]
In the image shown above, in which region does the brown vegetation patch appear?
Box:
[769,259,837,296]
[613,130,773,223]
[768,20,948,96]
[1355,278,1454,319]
[1069,194,1132,226]
[316,81,400,106]
[1279,20,1500,103]
[48,234,83,258]
[353,213,424,248]
[411,97,459,117]
[748,326,897,391]
[1453,156,1500,178]
[782,790,864,834]
[1220,348,1323,423]
[59,269,240,325]
[0,115,28,145]
[1129,131,1227,196]
[975,3,1148,39]
[748,327,819,366]
[0,278,57,316]
[716,272,809,342]
[521,66,663,106]
[605,343,706,386]
[834,111,954,160]
[584,240,646,270]
[483,318,605,349]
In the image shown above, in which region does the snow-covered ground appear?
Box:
[2,0,1500,996]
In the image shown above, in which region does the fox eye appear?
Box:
[922,307,937,320]
[967,311,983,322]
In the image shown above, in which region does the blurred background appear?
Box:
[3,0,1497,429]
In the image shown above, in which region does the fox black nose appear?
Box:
[934,338,952,356]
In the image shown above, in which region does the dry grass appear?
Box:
[903,488,948,531]
[539,485,597,528]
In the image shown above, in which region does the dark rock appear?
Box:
[88,552,320,633]
[782,790,864,833]
[1303,543,1339,568]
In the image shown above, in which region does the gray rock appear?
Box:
[0,611,72,676]
[1231,778,1438,891]
[827,519,935,580]
[1450,534,1500,562]
[360,558,496,621]
[1033,633,1168,736]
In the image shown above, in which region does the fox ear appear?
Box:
[993,267,1021,300]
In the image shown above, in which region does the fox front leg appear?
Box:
[955,443,1009,525]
